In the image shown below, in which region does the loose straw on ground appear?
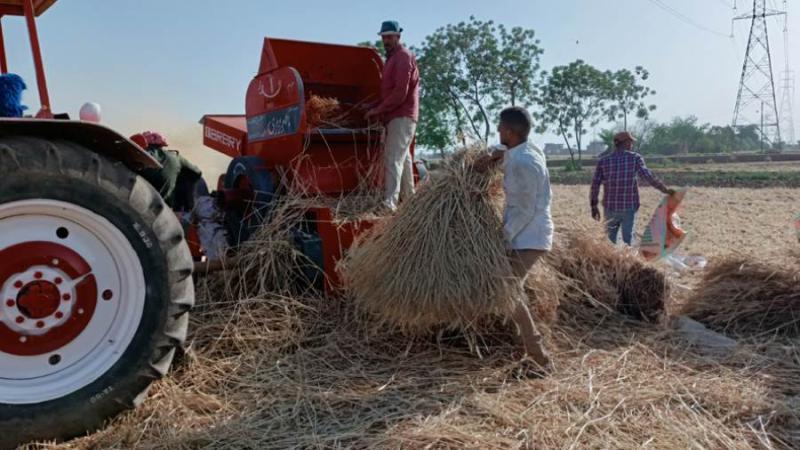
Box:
[43,283,800,450]
[28,159,800,449]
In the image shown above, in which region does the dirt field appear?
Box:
[552,185,799,266]
[36,185,800,450]
[653,161,800,172]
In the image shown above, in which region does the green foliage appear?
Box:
[562,159,583,172]
[603,67,656,130]
[535,60,608,166]
[415,17,543,151]
[638,117,762,154]
[598,128,616,148]
[357,40,385,54]
[362,19,658,158]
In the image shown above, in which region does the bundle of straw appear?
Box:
[342,148,521,333]
[305,94,343,128]
[682,258,800,338]
[547,227,670,323]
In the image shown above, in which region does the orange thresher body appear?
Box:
[202,38,416,294]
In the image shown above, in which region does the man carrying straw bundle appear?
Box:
[476,107,554,372]
[590,131,676,245]
[366,21,420,211]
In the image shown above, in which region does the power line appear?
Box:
[645,0,732,38]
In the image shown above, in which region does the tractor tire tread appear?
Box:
[0,136,193,449]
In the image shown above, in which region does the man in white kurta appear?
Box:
[478,107,554,373]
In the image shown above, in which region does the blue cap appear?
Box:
[378,20,403,35]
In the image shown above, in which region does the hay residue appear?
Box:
[682,258,800,338]
[227,195,320,298]
[44,277,800,450]
[28,176,800,450]
[305,94,342,128]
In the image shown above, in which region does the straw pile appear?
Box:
[682,258,800,338]
[305,94,342,128]
[40,280,800,450]
[547,226,670,323]
[30,218,800,449]
[342,149,523,333]
[25,168,800,449]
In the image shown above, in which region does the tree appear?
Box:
[645,117,707,155]
[599,128,616,148]
[601,119,657,152]
[604,66,656,130]
[535,60,609,167]
[631,119,657,153]
[492,25,543,108]
[416,17,543,150]
[357,40,385,54]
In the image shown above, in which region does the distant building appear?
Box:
[586,141,608,155]
[543,143,567,155]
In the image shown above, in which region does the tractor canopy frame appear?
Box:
[0,0,59,118]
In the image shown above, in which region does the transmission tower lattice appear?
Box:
[779,71,795,145]
[732,0,785,149]
[778,0,795,145]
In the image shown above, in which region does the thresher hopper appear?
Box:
[0,1,194,447]
[202,38,419,293]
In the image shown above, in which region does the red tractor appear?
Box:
[0,1,193,447]
[1,2,423,446]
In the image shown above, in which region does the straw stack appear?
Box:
[342,148,523,333]
[682,258,800,338]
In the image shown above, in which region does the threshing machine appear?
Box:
[202,37,422,293]
[0,1,193,447]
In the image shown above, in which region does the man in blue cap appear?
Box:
[366,20,421,211]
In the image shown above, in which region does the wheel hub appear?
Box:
[0,243,97,356]
[17,280,61,319]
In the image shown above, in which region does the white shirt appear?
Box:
[500,141,554,251]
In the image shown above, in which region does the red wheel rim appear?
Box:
[0,242,98,356]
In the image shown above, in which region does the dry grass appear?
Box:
[681,258,800,338]
[305,95,343,128]
[342,149,521,333]
[36,284,799,450]
[25,184,800,450]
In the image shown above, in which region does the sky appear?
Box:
[2,0,798,177]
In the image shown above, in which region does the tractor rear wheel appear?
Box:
[0,137,193,448]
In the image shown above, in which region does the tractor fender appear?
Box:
[0,118,160,171]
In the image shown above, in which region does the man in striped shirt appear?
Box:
[590,131,675,245]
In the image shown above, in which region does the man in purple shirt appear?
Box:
[590,131,675,245]
[366,20,421,211]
